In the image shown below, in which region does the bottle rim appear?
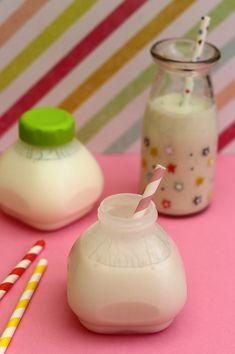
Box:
[151,38,221,71]
[98,193,157,232]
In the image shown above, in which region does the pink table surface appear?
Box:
[0,154,234,354]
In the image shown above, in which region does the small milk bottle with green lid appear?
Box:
[0,107,103,230]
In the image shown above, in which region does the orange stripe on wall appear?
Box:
[0,0,48,47]
[217,79,235,110]
[59,0,195,112]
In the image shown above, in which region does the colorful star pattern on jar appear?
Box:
[193,196,202,205]
[165,146,173,155]
[174,181,184,192]
[202,147,210,156]
[167,163,176,173]
[207,157,214,167]
[162,199,171,209]
[141,138,215,213]
[195,177,204,186]
[207,191,213,202]
[143,137,150,147]
[142,158,147,169]
[150,147,158,157]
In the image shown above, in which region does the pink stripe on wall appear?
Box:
[0,0,147,137]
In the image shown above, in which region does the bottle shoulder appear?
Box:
[78,222,172,268]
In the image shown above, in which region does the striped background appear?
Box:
[0,0,235,154]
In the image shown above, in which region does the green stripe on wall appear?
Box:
[0,0,96,92]
[78,0,235,144]
[105,119,142,153]
[186,0,235,38]
[77,66,155,142]
[215,35,235,71]
[61,0,195,112]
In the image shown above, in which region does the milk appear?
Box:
[0,107,103,230]
[68,194,187,334]
[0,139,103,230]
[140,92,218,215]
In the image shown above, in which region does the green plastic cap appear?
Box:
[19,107,75,147]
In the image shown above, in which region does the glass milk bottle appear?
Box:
[68,193,187,334]
[140,39,220,215]
[0,107,103,230]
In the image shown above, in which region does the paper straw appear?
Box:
[0,240,45,302]
[181,15,211,106]
[134,164,166,217]
[0,259,48,354]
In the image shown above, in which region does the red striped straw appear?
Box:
[0,240,45,302]
[134,164,166,217]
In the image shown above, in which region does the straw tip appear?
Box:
[201,15,211,22]
[36,240,46,247]
[38,258,48,266]
[156,164,166,171]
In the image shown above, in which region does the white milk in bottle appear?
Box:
[68,194,187,334]
[140,39,220,215]
[0,107,103,230]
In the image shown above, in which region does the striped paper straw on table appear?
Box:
[0,240,45,302]
[134,164,166,217]
[0,259,48,354]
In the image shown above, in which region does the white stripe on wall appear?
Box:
[0,0,23,25]
[0,0,121,115]
[214,57,235,93]
[74,0,221,130]
[0,0,74,70]
[219,100,235,132]
[37,0,171,108]
[87,89,149,152]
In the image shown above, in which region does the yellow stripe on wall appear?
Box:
[0,0,96,92]
[59,0,195,112]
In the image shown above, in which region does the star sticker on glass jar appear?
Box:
[143,137,150,147]
[146,172,153,181]
[193,196,202,205]
[165,146,173,155]
[150,147,158,157]
[207,157,214,167]
[174,181,184,192]
[207,191,213,202]
[195,177,204,186]
[142,158,147,168]
[202,147,210,156]
[162,199,171,208]
[167,163,176,173]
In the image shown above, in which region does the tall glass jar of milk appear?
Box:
[140,38,220,215]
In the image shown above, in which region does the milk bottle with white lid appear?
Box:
[140,39,220,215]
[0,107,103,230]
[67,193,187,334]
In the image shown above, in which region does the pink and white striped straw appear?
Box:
[0,240,45,302]
[134,164,166,217]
